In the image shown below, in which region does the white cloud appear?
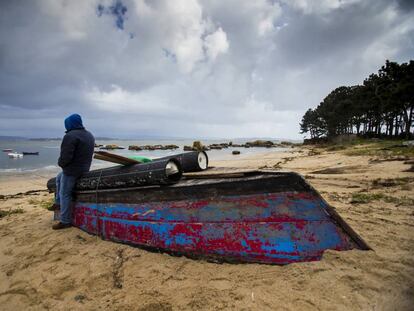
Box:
[204,27,229,61]
[282,0,362,14]
[258,2,282,36]
[132,0,228,72]
[0,0,413,139]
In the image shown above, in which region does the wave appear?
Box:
[0,165,60,174]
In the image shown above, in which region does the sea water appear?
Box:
[0,139,288,176]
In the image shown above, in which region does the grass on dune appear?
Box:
[314,138,414,157]
[350,192,414,206]
[28,197,55,211]
[0,208,24,218]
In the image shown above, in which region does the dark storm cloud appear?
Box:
[274,1,393,67]
[97,0,128,30]
[396,0,414,11]
[0,0,413,139]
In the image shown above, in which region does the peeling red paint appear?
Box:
[63,189,367,264]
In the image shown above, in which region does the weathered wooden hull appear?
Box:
[59,172,370,264]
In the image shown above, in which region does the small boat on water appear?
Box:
[8,152,23,158]
[22,152,39,155]
[49,165,370,264]
[2,149,13,152]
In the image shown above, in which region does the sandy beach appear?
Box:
[0,146,413,311]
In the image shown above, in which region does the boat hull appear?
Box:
[57,172,369,264]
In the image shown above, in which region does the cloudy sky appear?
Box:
[0,0,413,139]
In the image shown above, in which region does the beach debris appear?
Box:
[76,234,87,242]
[113,249,125,289]
[350,192,414,206]
[404,165,414,172]
[74,294,86,303]
[272,161,282,169]
[0,189,49,200]
[308,149,322,156]
[0,208,24,218]
[369,156,409,163]
[310,165,364,174]
[372,177,414,188]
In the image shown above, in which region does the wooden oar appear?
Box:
[94,151,141,165]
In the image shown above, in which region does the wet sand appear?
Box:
[0,147,413,310]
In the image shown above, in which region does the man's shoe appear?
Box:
[52,222,72,230]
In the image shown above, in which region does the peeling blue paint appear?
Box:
[70,190,361,264]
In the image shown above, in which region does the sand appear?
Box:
[0,147,413,311]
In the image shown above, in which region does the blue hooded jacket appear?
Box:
[64,114,84,132]
[58,114,95,176]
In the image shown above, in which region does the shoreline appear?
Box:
[0,146,290,172]
[0,145,413,310]
[0,147,298,196]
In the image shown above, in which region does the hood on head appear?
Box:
[64,114,84,132]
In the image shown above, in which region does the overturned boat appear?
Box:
[48,152,370,264]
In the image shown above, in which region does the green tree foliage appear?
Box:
[300,108,326,138]
[300,60,414,138]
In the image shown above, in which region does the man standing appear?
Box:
[53,114,95,230]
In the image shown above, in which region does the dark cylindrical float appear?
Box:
[154,151,208,172]
[47,158,182,192]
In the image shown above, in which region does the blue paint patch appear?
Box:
[262,240,296,253]
[78,191,330,223]
[74,190,358,264]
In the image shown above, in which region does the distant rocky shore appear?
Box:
[183,140,297,151]
[95,140,297,152]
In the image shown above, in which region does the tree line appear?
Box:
[300,60,414,139]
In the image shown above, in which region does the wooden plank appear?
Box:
[94,153,129,165]
[94,151,141,165]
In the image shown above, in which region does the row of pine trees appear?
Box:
[300,60,414,139]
